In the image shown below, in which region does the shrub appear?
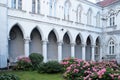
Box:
[15,57,32,71]
[38,61,63,73]
[0,74,20,80]
[61,58,120,80]
[29,53,43,70]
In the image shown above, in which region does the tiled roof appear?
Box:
[97,0,120,7]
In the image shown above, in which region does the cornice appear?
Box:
[8,15,102,34]
[0,3,7,7]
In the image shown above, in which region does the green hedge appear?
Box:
[0,74,20,80]
[38,61,63,73]
[29,53,43,70]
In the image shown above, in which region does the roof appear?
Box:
[97,0,120,7]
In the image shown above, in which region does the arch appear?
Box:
[96,11,100,27]
[95,36,101,45]
[76,4,82,22]
[87,8,92,25]
[64,0,71,20]
[95,36,101,61]
[30,27,42,54]
[47,30,58,61]
[107,36,117,46]
[85,35,93,61]
[75,34,82,59]
[9,23,25,39]
[64,0,71,7]
[108,39,115,55]
[9,24,24,62]
[47,29,59,42]
[75,33,84,44]
[62,31,73,43]
[30,26,44,40]
[86,35,94,45]
[62,31,71,59]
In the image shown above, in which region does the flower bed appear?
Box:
[61,58,120,80]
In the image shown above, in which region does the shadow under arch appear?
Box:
[8,23,25,62]
[9,23,25,39]
[29,27,43,55]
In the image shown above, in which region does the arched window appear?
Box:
[109,10,115,26]
[49,0,56,16]
[109,39,115,55]
[37,0,40,14]
[87,8,92,25]
[32,0,36,13]
[18,0,22,10]
[76,5,82,23]
[96,12,100,27]
[64,0,71,20]
[11,0,16,9]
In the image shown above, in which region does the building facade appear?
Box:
[0,0,120,68]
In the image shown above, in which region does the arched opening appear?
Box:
[9,24,24,62]
[75,35,82,59]
[30,28,42,54]
[62,33,71,59]
[95,37,100,61]
[47,30,58,61]
[86,36,92,61]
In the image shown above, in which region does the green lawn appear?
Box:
[0,71,63,80]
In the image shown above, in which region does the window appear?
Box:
[96,12,100,27]
[32,0,36,13]
[109,39,115,55]
[109,10,115,26]
[11,0,16,9]
[87,8,92,25]
[37,0,40,14]
[64,0,71,20]
[49,0,56,16]
[18,0,22,10]
[49,0,52,16]
[110,16,115,26]
[76,5,82,23]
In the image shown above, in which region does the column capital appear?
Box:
[71,43,76,46]
[91,45,96,48]
[24,38,30,44]
[57,41,63,46]
[42,40,48,45]
[81,44,86,47]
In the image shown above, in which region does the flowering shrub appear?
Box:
[15,57,32,71]
[61,58,120,80]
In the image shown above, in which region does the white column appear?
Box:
[24,38,30,57]
[91,45,95,61]
[82,44,86,60]
[58,42,62,62]
[42,41,47,62]
[71,43,75,58]
[99,45,102,61]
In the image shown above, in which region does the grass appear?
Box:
[0,71,63,80]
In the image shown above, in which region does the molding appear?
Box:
[0,3,7,7]
[8,8,26,13]
[8,15,102,34]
